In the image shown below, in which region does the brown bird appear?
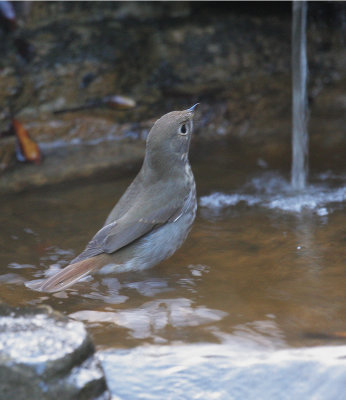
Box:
[26,104,199,292]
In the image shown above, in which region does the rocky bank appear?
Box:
[0,2,345,192]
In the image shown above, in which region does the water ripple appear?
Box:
[70,298,227,340]
[99,344,346,400]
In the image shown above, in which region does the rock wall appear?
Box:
[0,2,345,190]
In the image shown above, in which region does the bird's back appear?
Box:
[104,170,145,225]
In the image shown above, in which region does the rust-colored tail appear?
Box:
[25,254,107,293]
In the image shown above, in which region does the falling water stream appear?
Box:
[201,1,346,216]
[291,1,309,190]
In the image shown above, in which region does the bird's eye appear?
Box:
[178,123,188,136]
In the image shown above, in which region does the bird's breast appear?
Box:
[182,162,197,220]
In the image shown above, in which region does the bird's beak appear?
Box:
[187,103,200,113]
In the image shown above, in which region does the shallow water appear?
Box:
[99,344,346,400]
[1,139,346,397]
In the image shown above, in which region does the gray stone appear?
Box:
[0,304,110,400]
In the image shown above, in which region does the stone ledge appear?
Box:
[0,139,145,194]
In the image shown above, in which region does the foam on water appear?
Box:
[200,172,346,215]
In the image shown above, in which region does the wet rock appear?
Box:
[0,304,110,400]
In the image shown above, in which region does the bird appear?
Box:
[26,104,199,293]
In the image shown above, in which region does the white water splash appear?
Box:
[200,173,346,215]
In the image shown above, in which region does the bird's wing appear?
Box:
[71,203,182,263]
[102,204,182,253]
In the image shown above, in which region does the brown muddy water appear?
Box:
[1,139,345,352]
[1,138,346,399]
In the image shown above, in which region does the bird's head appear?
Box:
[144,104,199,176]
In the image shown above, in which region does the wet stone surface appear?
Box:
[0,304,110,400]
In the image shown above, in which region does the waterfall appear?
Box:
[291,1,309,191]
